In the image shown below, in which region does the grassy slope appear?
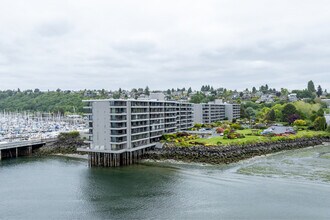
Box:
[192,129,328,146]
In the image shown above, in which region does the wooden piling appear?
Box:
[86,148,149,167]
[28,146,32,156]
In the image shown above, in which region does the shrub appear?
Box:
[253,123,267,129]
[222,124,231,130]
[239,134,246,138]
[313,116,327,131]
[293,119,307,126]
[176,132,190,137]
[223,129,230,136]
[231,123,242,130]
[216,127,224,134]
[227,133,237,139]
[194,123,203,129]
[226,131,246,139]
[326,126,330,133]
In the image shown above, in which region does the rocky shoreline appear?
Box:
[32,135,87,157]
[144,137,330,165]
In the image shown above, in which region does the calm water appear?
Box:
[1,145,330,220]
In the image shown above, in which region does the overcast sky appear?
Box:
[0,0,329,91]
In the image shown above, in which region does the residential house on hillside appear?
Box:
[288,93,298,102]
[256,94,274,104]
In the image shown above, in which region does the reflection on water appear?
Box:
[0,145,330,219]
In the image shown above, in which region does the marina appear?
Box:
[0,111,86,144]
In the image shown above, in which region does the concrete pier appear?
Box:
[0,139,57,161]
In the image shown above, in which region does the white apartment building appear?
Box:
[224,103,241,121]
[193,99,240,124]
[81,99,193,157]
[193,103,225,124]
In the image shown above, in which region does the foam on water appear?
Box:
[236,144,330,182]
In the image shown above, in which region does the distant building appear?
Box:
[193,100,225,124]
[288,93,298,102]
[149,92,165,101]
[261,126,296,135]
[193,99,240,123]
[254,91,263,97]
[256,94,274,103]
[224,103,241,121]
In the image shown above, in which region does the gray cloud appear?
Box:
[0,0,329,91]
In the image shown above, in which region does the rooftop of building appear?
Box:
[83,98,191,104]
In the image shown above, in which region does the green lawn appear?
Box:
[191,129,328,146]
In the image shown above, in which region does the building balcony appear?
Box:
[131,112,149,116]
[131,124,149,129]
[110,101,127,106]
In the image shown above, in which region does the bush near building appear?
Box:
[313,116,327,131]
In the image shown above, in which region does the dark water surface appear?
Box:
[1,144,330,219]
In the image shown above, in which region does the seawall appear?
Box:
[144,137,330,164]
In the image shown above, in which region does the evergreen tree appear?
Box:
[281,88,289,96]
[260,85,265,93]
[144,86,150,96]
[316,85,323,97]
[166,89,171,95]
[187,87,192,94]
[252,87,257,93]
[307,80,316,93]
